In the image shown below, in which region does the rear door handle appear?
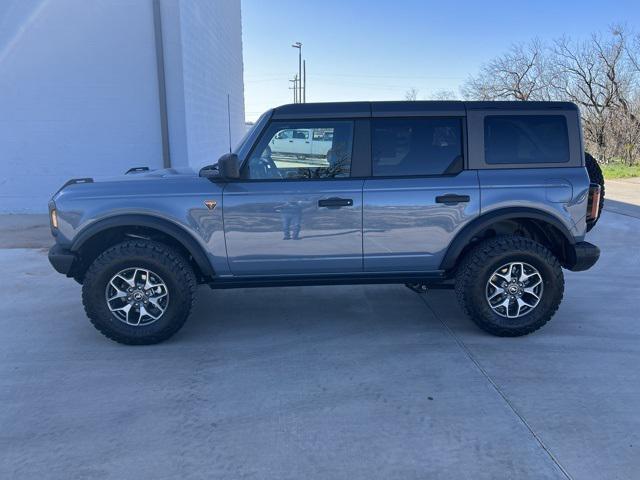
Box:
[318,197,353,208]
[435,194,470,205]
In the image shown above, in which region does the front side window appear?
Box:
[484,115,569,164]
[274,129,293,140]
[371,117,463,177]
[245,121,353,180]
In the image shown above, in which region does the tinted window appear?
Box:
[245,121,353,180]
[484,115,569,164]
[372,118,463,176]
[274,129,292,139]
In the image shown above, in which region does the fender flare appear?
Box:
[70,214,214,279]
[439,207,576,271]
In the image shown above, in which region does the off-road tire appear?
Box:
[585,152,605,232]
[455,236,564,337]
[82,240,196,345]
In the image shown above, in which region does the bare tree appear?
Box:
[550,28,639,163]
[428,89,459,100]
[608,97,640,165]
[621,28,640,74]
[404,88,419,101]
[462,40,552,101]
[457,27,640,164]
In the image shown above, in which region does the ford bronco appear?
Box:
[48,101,603,344]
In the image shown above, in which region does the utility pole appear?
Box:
[292,42,302,103]
[303,60,306,103]
[289,76,297,103]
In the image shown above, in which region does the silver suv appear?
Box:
[48,101,603,344]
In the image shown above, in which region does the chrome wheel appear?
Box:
[105,268,169,326]
[485,262,543,319]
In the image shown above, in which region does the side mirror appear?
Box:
[218,153,240,179]
[199,153,240,180]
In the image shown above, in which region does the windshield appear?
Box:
[233,125,256,153]
[234,111,269,154]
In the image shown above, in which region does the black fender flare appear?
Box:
[439,207,576,271]
[70,214,214,279]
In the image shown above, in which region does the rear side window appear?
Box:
[371,117,463,177]
[484,115,569,164]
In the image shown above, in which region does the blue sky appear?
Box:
[241,0,640,120]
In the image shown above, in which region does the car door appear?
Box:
[269,129,293,154]
[363,114,480,272]
[223,120,363,275]
[292,129,312,156]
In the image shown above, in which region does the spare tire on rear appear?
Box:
[584,152,605,232]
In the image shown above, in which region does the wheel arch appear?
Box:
[440,207,576,272]
[70,214,214,282]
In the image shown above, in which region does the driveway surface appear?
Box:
[1,180,638,479]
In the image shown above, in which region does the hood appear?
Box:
[52,167,213,202]
[95,167,199,183]
[55,167,199,190]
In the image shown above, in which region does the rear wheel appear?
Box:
[82,240,196,345]
[455,236,564,336]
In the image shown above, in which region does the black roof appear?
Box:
[271,100,578,119]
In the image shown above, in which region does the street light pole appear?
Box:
[292,42,302,103]
[303,60,306,103]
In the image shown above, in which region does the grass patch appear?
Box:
[601,163,640,179]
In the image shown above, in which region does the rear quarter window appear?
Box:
[371,117,463,177]
[484,115,570,164]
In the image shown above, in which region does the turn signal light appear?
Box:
[50,208,59,229]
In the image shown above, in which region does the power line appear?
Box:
[309,73,464,80]
[247,72,463,81]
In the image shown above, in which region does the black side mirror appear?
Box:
[218,153,240,179]
[199,153,240,179]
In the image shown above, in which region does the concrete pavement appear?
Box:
[0,214,49,248]
[0,179,638,479]
[604,178,640,218]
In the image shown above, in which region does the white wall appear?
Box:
[0,0,245,213]
[179,0,245,169]
[161,0,245,169]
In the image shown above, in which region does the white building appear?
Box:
[0,0,245,212]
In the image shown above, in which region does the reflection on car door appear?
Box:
[364,174,479,271]
[224,120,362,276]
[223,180,363,275]
[363,116,480,272]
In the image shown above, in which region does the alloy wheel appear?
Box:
[105,268,169,326]
[485,262,543,319]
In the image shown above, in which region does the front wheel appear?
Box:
[82,240,197,345]
[455,236,564,336]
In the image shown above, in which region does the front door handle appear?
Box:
[318,197,353,208]
[435,194,470,205]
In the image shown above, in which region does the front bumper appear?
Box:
[48,244,77,276]
[565,241,600,272]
